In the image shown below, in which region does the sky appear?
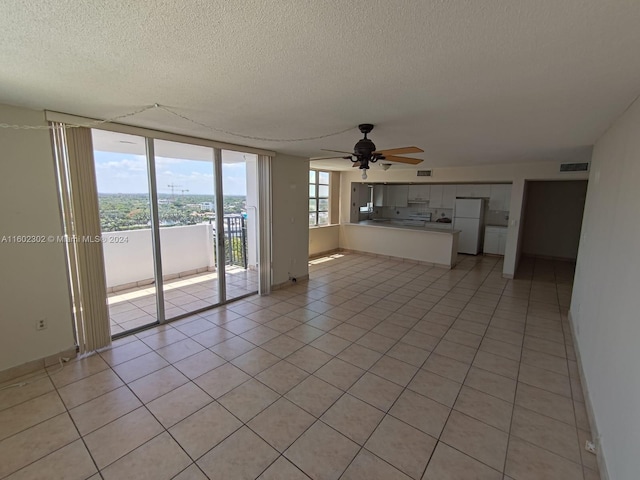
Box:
[94,151,247,195]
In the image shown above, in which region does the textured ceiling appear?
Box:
[1,0,640,169]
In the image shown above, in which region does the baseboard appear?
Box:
[0,346,77,384]
[522,253,577,263]
[271,274,310,291]
[309,248,341,259]
[567,310,610,480]
[336,248,452,269]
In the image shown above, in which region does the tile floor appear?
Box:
[108,266,259,335]
[0,253,600,479]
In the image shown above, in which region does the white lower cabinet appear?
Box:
[484,226,507,255]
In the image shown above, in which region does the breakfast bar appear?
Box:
[340,222,460,268]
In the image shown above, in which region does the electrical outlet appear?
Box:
[36,318,47,330]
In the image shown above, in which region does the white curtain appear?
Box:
[257,155,272,295]
[52,124,111,353]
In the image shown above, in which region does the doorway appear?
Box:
[520,180,588,261]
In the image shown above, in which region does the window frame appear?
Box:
[309,169,330,227]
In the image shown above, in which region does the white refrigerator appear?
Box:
[454,198,485,255]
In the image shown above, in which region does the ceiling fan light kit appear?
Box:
[318,124,424,175]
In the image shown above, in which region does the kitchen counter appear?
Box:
[359,220,460,234]
[341,222,460,268]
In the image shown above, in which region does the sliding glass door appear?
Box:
[221,150,259,302]
[91,130,159,335]
[153,139,221,321]
[92,130,260,335]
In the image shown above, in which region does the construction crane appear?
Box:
[180,189,189,196]
[167,183,181,196]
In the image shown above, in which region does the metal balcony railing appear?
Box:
[213,215,248,269]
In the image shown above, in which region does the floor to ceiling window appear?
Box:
[92,130,159,335]
[91,130,261,336]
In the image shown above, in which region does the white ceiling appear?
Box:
[2,1,640,170]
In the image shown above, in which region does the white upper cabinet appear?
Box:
[387,185,409,207]
[455,184,472,198]
[373,185,386,206]
[429,184,443,207]
[489,184,512,211]
[407,184,430,203]
[358,184,372,206]
[456,184,490,198]
[441,185,456,208]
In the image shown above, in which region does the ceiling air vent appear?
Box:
[560,162,589,172]
[417,170,433,177]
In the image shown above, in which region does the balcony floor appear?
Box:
[107,266,259,335]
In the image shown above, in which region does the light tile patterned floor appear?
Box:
[0,253,600,479]
[108,266,259,334]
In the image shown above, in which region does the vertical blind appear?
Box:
[52,124,111,353]
[257,155,272,295]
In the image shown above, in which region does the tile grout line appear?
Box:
[418,256,509,479]
[502,255,533,476]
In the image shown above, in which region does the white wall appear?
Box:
[309,225,340,257]
[521,180,587,260]
[570,97,640,480]
[0,104,75,371]
[102,224,215,288]
[339,162,589,277]
[341,224,458,267]
[271,153,309,285]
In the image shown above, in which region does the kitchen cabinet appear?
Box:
[484,226,508,255]
[407,184,430,203]
[489,184,512,211]
[373,185,386,206]
[387,185,409,207]
[350,183,370,207]
[358,184,372,206]
[428,184,443,207]
[441,185,456,208]
[456,184,491,198]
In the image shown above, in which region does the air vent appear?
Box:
[417,170,433,177]
[560,162,589,172]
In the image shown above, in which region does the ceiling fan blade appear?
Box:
[352,161,362,168]
[382,155,423,165]
[312,155,352,160]
[374,146,424,155]
[321,148,355,155]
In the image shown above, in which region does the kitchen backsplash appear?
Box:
[373,205,453,220]
[372,205,509,226]
[485,209,510,226]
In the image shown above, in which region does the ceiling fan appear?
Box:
[316,124,424,179]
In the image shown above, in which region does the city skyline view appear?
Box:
[94,150,248,196]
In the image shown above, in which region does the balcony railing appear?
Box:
[102,216,250,290]
[217,215,248,269]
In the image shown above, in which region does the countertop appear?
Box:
[353,220,460,235]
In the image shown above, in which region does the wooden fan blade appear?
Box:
[382,155,423,165]
[321,149,355,155]
[352,161,361,168]
[374,146,424,155]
